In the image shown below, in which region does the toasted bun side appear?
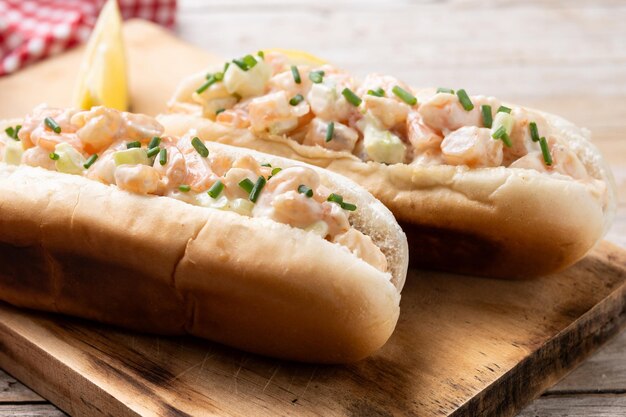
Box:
[0,160,404,363]
[160,109,613,278]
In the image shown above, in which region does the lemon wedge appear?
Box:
[72,0,128,111]
[262,48,328,66]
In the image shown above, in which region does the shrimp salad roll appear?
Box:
[0,105,408,363]
[163,51,617,278]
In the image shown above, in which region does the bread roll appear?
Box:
[0,117,408,363]
[164,65,616,278]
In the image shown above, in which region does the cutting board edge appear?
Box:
[0,310,144,417]
[452,262,626,416]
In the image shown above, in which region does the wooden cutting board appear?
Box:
[1,20,626,417]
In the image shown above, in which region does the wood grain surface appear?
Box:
[0,0,625,415]
[0,240,625,417]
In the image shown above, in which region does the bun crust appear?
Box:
[161,90,616,278]
[0,141,407,363]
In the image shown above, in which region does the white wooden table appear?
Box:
[1,0,625,415]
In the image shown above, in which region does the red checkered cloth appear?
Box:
[0,0,176,76]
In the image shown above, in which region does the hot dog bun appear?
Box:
[0,133,408,363]
[163,80,616,279]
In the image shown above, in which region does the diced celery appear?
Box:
[362,122,406,164]
[223,60,271,98]
[226,198,255,216]
[491,112,515,137]
[113,148,150,167]
[3,140,24,165]
[54,143,86,174]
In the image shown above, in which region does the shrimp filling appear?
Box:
[185,52,596,183]
[1,105,387,272]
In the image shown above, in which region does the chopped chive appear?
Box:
[289,94,304,106]
[147,146,161,158]
[501,134,512,148]
[179,184,191,192]
[242,54,257,69]
[126,141,141,149]
[196,75,217,94]
[529,122,540,142]
[456,89,474,111]
[258,50,265,59]
[83,154,98,169]
[291,65,301,84]
[207,180,224,198]
[327,193,343,205]
[238,178,254,194]
[205,72,213,79]
[215,108,226,115]
[497,105,512,114]
[49,152,59,160]
[392,85,417,105]
[539,137,553,166]
[232,58,248,71]
[325,122,335,142]
[249,176,266,202]
[342,88,362,106]
[437,87,455,94]
[5,125,21,140]
[159,148,167,165]
[309,70,324,84]
[492,126,512,147]
[481,105,493,129]
[191,137,209,158]
[298,184,313,198]
[341,202,357,211]
[223,62,230,73]
[148,136,161,149]
[271,167,282,176]
[214,71,224,81]
[261,163,272,167]
[44,117,61,133]
[367,88,385,97]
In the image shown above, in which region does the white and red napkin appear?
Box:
[0,0,176,76]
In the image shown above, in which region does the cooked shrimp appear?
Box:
[253,166,350,238]
[357,73,415,130]
[216,108,250,129]
[503,108,548,165]
[510,138,589,180]
[71,106,123,153]
[333,228,387,272]
[268,66,313,98]
[406,111,443,154]
[114,164,161,195]
[152,137,187,190]
[121,111,164,141]
[303,118,359,152]
[222,167,258,200]
[209,153,234,177]
[418,93,500,135]
[232,154,262,176]
[440,126,503,168]
[19,106,78,150]
[248,91,309,134]
[362,95,410,130]
[177,135,218,191]
[21,146,57,170]
[86,150,117,185]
